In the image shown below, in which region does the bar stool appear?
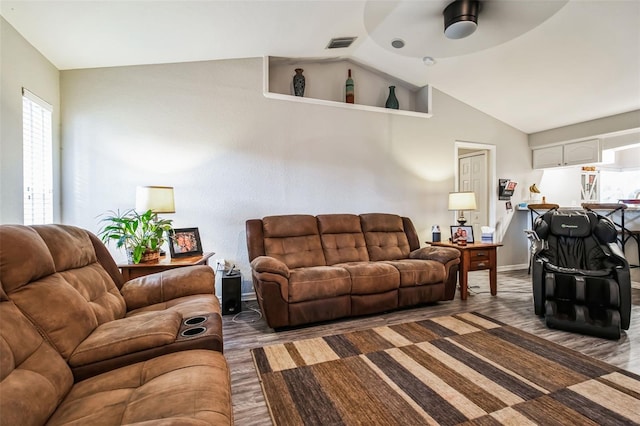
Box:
[582,203,639,268]
[526,203,559,273]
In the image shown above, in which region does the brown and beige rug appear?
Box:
[252,312,640,425]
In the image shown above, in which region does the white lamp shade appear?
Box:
[448,191,477,211]
[136,186,175,213]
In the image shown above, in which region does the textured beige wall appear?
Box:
[59,57,535,293]
[0,18,60,224]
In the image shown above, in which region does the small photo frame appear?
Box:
[450,225,474,244]
[169,227,203,258]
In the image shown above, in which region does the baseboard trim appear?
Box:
[497,264,528,272]
[242,292,257,302]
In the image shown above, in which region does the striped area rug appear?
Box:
[251,312,640,425]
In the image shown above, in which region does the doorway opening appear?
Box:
[454,141,497,240]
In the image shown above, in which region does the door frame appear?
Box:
[454,141,497,228]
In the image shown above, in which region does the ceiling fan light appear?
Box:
[443,0,479,40]
[445,20,477,39]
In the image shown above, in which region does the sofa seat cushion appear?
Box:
[47,350,232,425]
[288,267,351,303]
[68,311,182,367]
[383,259,446,287]
[335,262,399,294]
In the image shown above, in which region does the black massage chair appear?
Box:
[531,209,631,339]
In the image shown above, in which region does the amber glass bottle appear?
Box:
[345,69,354,104]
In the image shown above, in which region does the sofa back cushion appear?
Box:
[0,225,127,360]
[262,215,326,268]
[0,225,56,293]
[360,213,411,261]
[0,290,74,425]
[317,214,369,265]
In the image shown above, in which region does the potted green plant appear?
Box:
[99,209,173,264]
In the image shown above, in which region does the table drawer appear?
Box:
[469,259,491,270]
[469,250,490,260]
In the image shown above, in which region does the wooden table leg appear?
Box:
[460,252,469,300]
[489,248,497,296]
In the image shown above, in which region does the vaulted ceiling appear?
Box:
[2,0,639,134]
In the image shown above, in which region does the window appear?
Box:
[22,88,53,225]
[600,169,640,202]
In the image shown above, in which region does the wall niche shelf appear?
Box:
[263,56,432,118]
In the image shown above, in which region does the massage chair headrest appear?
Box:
[534,209,617,243]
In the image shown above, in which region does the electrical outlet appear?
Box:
[215,259,226,271]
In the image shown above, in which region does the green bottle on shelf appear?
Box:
[385,85,399,109]
[345,69,354,104]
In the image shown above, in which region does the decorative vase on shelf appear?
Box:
[345,69,354,104]
[385,86,399,109]
[293,68,305,97]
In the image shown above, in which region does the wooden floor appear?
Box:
[222,269,640,426]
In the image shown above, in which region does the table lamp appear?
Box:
[136,186,175,216]
[136,186,175,256]
[448,191,477,225]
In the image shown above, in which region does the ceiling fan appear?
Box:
[443,0,479,40]
[363,0,569,59]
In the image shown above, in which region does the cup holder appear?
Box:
[180,326,207,337]
[183,316,207,326]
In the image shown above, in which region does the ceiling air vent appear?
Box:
[326,37,357,49]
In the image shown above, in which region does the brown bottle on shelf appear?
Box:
[345,69,354,104]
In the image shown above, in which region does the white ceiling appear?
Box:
[2,0,639,134]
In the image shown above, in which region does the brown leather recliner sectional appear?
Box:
[246,213,461,328]
[0,224,232,424]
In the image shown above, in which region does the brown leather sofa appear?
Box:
[246,213,461,328]
[0,224,233,424]
[0,290,232,425]
[0,224,223,380]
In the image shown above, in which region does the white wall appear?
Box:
[0,17,60,224]
[60,58,535,293]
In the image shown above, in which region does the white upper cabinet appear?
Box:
[532,145,563,168]
[563,139,601,166]
[532,139,601,169]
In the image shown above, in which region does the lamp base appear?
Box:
[456,218,467,226]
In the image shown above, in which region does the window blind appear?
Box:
[22,88,53,225]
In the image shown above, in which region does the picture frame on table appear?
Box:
[450,225,474,244]
[169,227,203,258]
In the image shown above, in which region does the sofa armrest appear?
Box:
[121,265,215,310]
[409,246,461,264]
[250,256,290,278]
[250,256,291,304]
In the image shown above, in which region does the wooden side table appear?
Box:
[118,252,215,281]
[428,242,503,300]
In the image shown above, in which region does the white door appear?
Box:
[459,152,488,241]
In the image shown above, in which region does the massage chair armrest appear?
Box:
[542,263,612,277]
[409,246,461,264]
[121,265,215,310]
[531,258,545,316]
[605,242,630,268]
[615,266,632,330]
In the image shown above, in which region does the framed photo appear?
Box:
[450,225,474,244]
[169,228,203,257]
